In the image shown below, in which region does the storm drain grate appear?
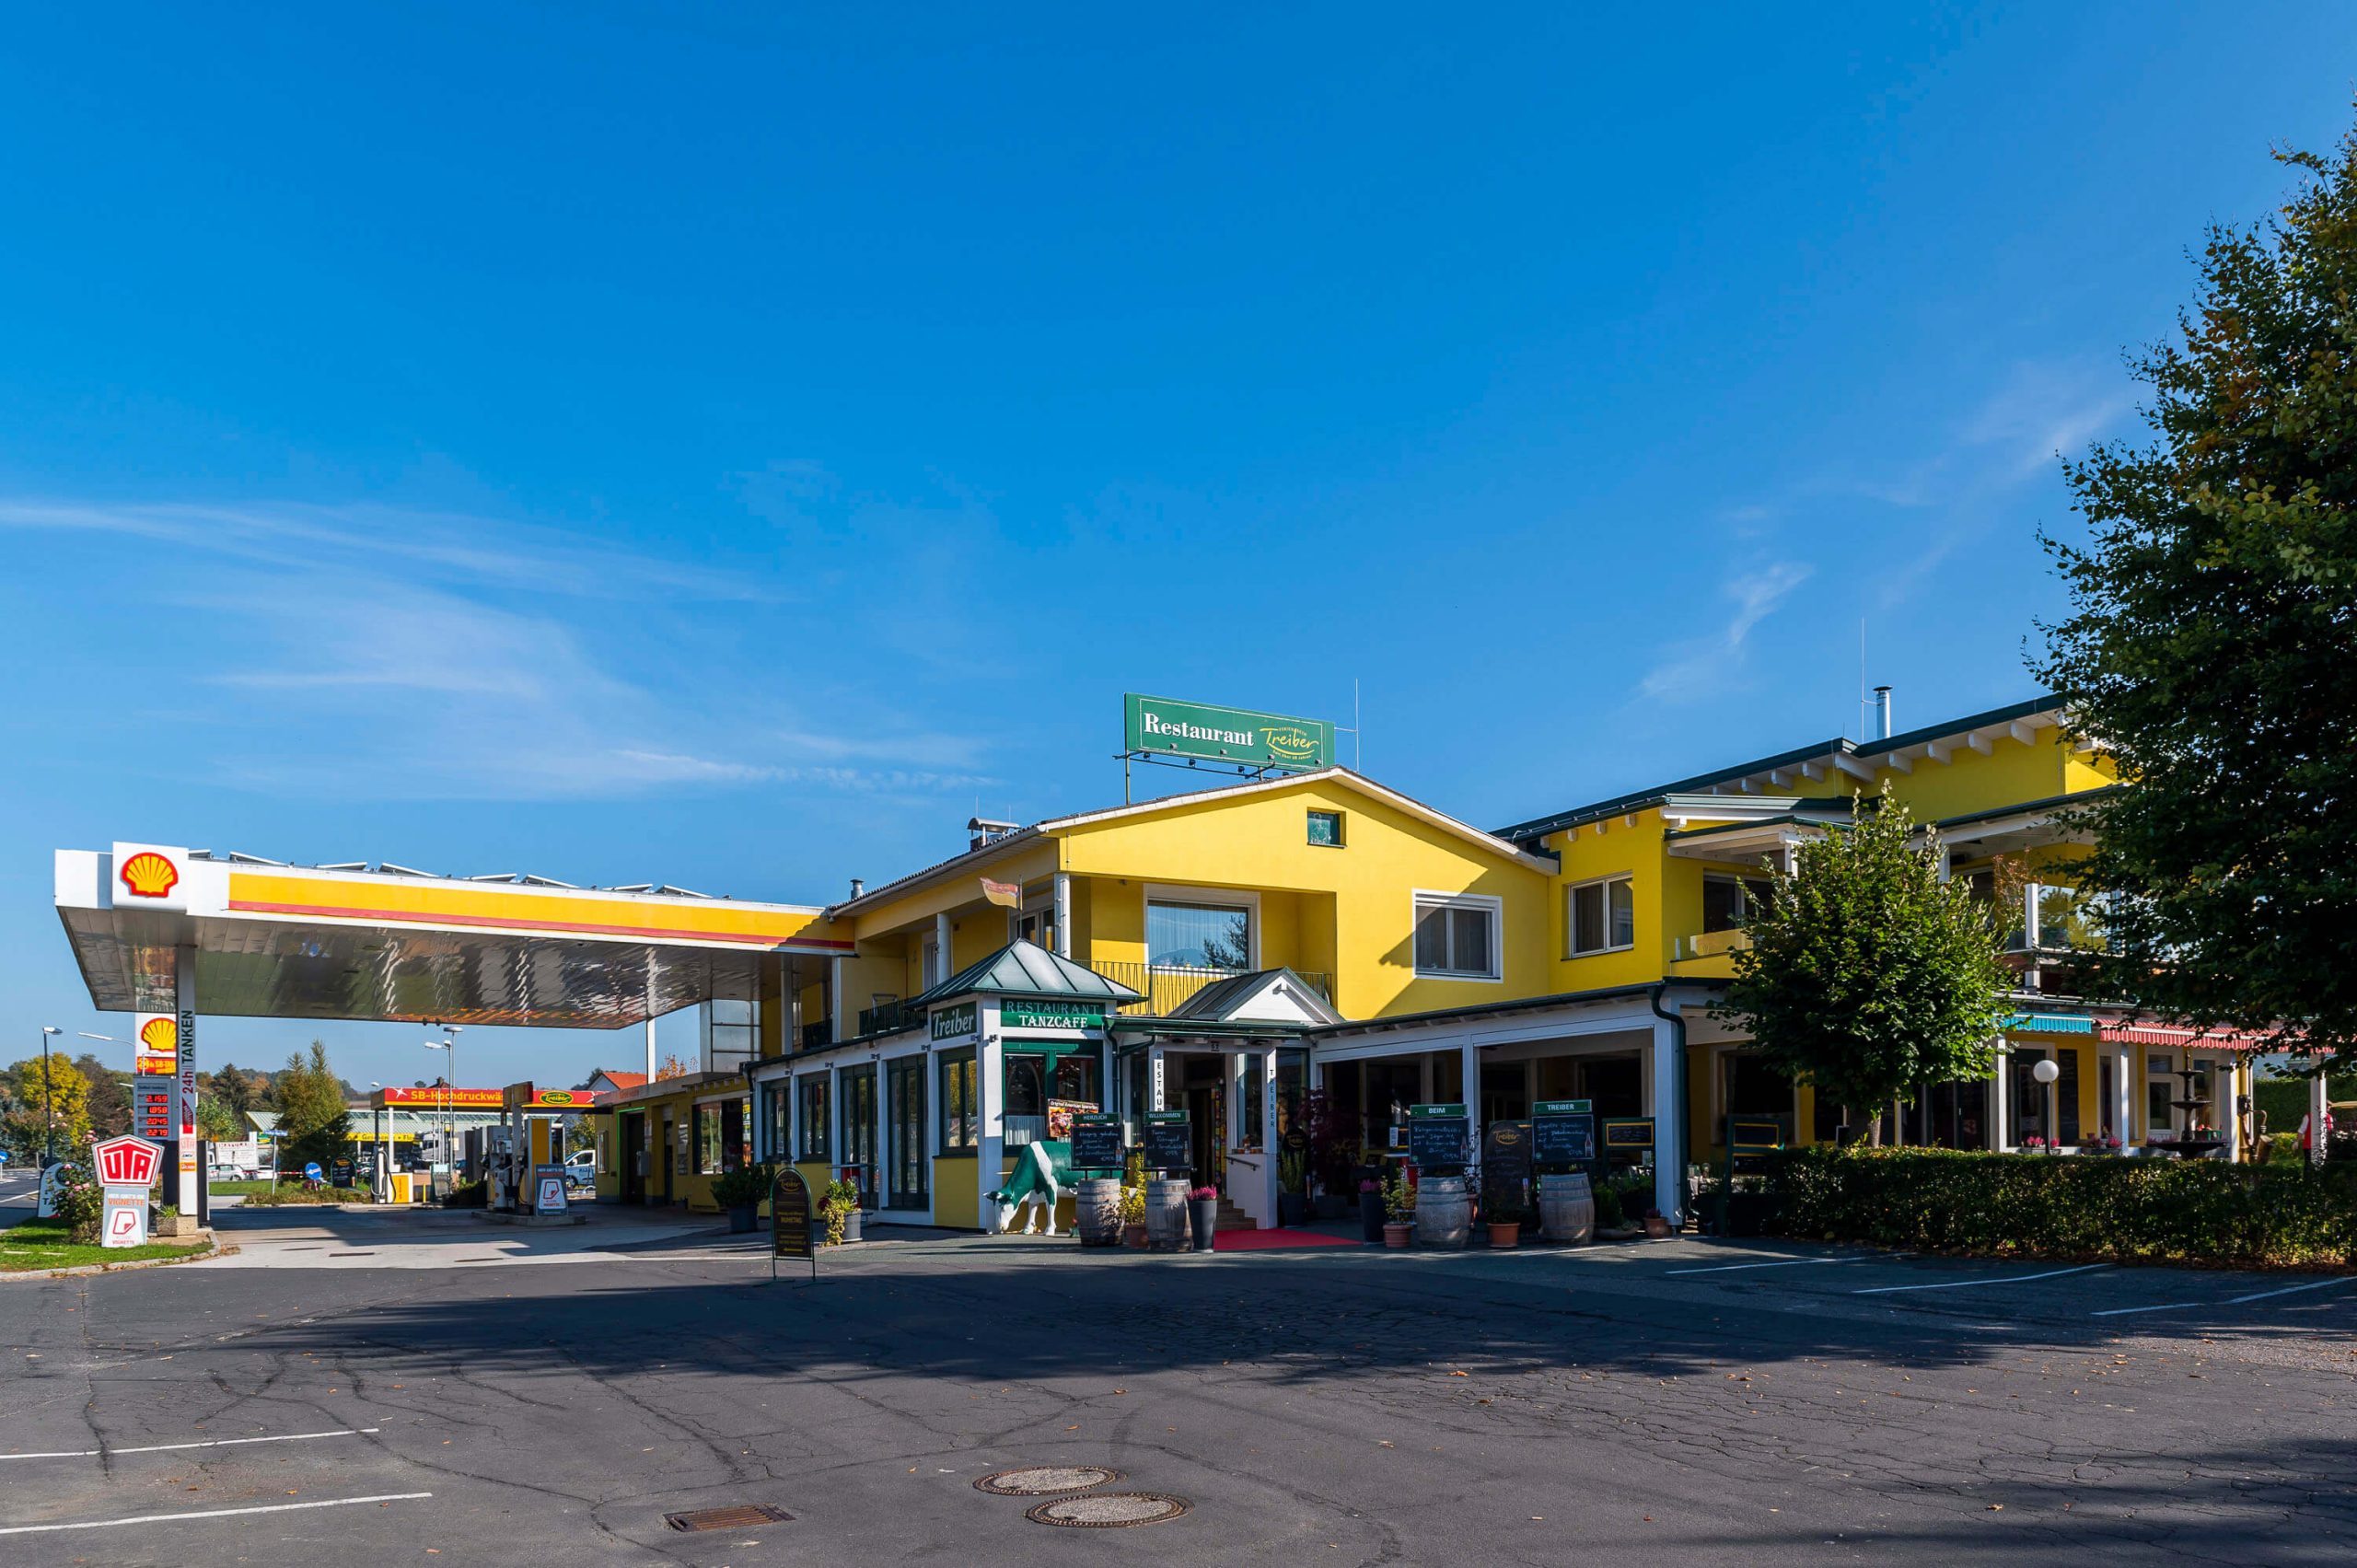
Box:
[664,1504,794,1533]
[1027,1493,1191,1528]
[974,1466,1122,1496]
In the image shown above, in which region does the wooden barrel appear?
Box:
[1074,1178,1123,1247]
[1539,1171,1594,1243]
[1144,1178,1191,1250]
[1414,1174,1469,1249]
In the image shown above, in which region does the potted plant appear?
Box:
[1119,1179,1147,1248]
[1382,1168,1415,1248]
[1482,1180,1526,1249]
[1358,1177,1387,1243]
[1276,1148,1312,1228]
[711,1164,772,1234]
[1188,1185,1221,1251]
[822,1177,861,1245]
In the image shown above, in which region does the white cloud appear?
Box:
[1638,561,1813,703]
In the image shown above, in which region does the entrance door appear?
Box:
[888,1056,927,1209]
[620,1112,644,1203]
[840,1064,878,1206]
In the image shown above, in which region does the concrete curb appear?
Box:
[0,1240,238,1281]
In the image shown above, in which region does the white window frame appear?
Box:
[1567,875,1636,958]
[1411,890,1504,982]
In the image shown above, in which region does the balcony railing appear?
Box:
[1086,961,1332,1017]
[856,996,925,1038]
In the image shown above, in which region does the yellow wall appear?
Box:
[1545,807,1674,992]
[1053,777,1551,1016]
[932,1156,978,1229]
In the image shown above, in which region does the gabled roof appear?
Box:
[1496,696,2068,844]
[588,1069,647,1091]
[1164,967,1345,1028]
[911,938,1145,1007]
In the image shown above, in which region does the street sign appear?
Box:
[771,1166,815,1283]
[303,1162,323,1181]
[102,1190,149,1249]
[1143,1110,1190,1173]
[1407,1104,1470,1172]
[532,1166,568,1214]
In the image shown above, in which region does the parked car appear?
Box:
[565,1149,597,1189]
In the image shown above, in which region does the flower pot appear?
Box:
[1487,1221,1520,1249]
[1642,1214,1672,1239]
[1189,1196,1221,1252]
[726,1203,757,1234]
[1383,1220,1413,1249]
[1122,1222,1147,1249]
[1277,1192,1311,1228]
[840,1205,864,1244]
[1359,1191,1387,1243]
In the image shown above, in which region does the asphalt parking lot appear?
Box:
[2,1212,2351,1565]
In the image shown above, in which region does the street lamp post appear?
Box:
[38,1027,62,1166]
[2031,1057,2061,1153]
[424,1024,462,1189]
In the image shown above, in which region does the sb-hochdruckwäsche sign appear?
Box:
[1123,694,1334,771]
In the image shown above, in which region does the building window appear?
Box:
[1412,893,1500,979]
[1147,900,1252,970]
[921,936,943,988]
[1004,1053,1048,1146]
[939,1050,977,1151]
[1701,874,1771,934]
[693,1104,724,1175]
[1569,877,1635,956]
[2146,1051,2175,1134]
[797,1074,830,1160]
[761,1082,790,1163]
[1307,809,1344,847]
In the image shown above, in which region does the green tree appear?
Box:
[3,1056,94,1162]
[1715,790,2012,1143]
[74,1052,132,1139]
[195,1094,244,1144]
[2034,122,2357,1067]
[209,1062,262,1119]
[274,1041,353,1175]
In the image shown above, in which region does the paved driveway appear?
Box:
[1,1232,2349,1564]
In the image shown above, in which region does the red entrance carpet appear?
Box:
[1212,1226,1361,1250]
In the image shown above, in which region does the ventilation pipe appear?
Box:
[848,877,865,900]
[1873,685,1893,740]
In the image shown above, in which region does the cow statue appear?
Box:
[989,1139,1074,1235]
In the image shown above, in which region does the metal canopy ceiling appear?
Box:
[57,847,842,1028]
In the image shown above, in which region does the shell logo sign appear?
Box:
[111,842,194,912]
[120,851,180,900]
[134,1014,179,1074]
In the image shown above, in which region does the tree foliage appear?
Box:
[274,1041,353,1174]
[2033,123,2357,1065]
[2,1055,94,1160]
[1716,790,2011,1139]
[73,1053,132,1139]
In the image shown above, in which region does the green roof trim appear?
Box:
[910,938,1145,1008]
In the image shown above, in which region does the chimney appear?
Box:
[1874,685,1893,740]
[848,877,865,900]
[968,816,1017,853]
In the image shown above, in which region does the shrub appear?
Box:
[1764,1145,2357,1267]
[711,1164,774,1210]
[47,1162,102,1241]
[1592,1183,1625,1231]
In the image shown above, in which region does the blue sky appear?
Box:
[5,5,2352,1090]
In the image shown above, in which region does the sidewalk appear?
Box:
[202,1200,730,1270]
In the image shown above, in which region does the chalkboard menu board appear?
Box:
[1407,1104,1470,1172]
[1143,1110,1191,1173]
[1483,1121,1534,1188]
[1071,1113,1126,1173]
[1531,1110,1595,1167]
[771,1167,813,1260]
[1603,1118,1655,1150]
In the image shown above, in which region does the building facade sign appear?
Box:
[1000,999,1107,1032]
[1123,694,1335,771]
[929,1002,980,1042]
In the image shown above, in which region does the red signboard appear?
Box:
[92,1135,162,1189]
[379,1086,504,1108]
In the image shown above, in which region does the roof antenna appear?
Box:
[1857,619,1867,743]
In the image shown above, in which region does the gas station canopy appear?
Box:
[56,842,851,1028]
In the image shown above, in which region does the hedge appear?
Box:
[1762,1145,2357,1268]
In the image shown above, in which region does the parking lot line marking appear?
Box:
[1853,1263,2104,1295]
[3,1427,379,1461]
[1666,1256,1871,1275]
[2089,1301,2199,1318]
[2225,1277,2356,1306]
[0,1492,430,1535]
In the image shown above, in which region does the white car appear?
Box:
[564,1150,597,1189]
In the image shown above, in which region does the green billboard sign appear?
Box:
[1000,999,1108,1032]
[1123,693,1335,771]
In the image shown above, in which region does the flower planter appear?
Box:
[1382,1220,1413,1249]
[1190,1195,1221,1252]
[1487,1221,1520,1249]
[1277,1192,1311,1228]
[839,1205,863,1244]
[1359,1191,1387,1243]
[1122,1222,1147,1249]
[1642,1214,1673,1239]
[726,1203,757,1234]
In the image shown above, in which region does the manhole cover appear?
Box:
[1027,1493,1191,1528]
[974,1466,1123,1496]
[664,1504,794,1532]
